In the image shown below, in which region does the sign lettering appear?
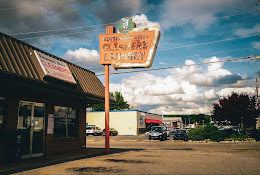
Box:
[99,27,160,69]
[34,50,77,84]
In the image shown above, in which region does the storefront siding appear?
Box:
[45,107,86,155]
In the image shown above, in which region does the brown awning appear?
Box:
[0,32,106,103]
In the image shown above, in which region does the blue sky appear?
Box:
[1,0,259,115]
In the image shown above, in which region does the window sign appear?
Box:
[34,50,77,84]
[47,114,54,134]
[54,106,77,138]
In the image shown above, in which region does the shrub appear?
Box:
[188,127,205,141]
[229,133,248,141]
[246,129,260,141]
[203,124,218,139]
[209,131,226,142]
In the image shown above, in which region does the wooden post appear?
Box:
[105,26,115,153]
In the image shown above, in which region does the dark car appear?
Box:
[103,128,118,136]
[173,129,188,141]
[166,127,175,136]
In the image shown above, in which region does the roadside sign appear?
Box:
[99,17,161,153]
[99,18,160,70]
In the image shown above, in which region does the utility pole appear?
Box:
[256,72,259,107]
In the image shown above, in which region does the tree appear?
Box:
[92,91,131,111]
[188,114,210,125]
[212,93,259,130]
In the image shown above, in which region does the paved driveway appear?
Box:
[7,136,260,175]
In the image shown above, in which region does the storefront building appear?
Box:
[0,32,105,163]
[162,117,183,129]
[86,110,163,135]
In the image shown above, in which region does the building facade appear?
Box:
[162,117,183,129]
[0,32,105,163]
[86,110,163,135]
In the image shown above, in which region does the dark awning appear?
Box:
[145,119,163,124]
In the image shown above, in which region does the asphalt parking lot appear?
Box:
[5,136,260,175]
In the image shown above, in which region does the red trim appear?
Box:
[145,119,163,124]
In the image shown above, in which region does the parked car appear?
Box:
[148,126,167,141]
[103,128,118,136]
[172,129,188,141]
[166,127,175,136]
[86,125,103,136]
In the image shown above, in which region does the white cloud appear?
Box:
[110,56,246,115]
[252,42,260,50]
[235,24,260,37]
[217,87,256,97]
[151,104,213,115]
[63,48,104,72]
[204,89,217,100]
[132,14,161,30]
[205,56,231,78]
[63,48,99,63]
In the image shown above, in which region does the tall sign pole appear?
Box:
[105,26,115,153]
[99,18,160,154]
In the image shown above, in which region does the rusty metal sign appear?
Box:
[99,25,160,70]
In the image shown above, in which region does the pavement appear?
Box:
[0,135,146,175]
[1,136,259,175]
[0,147,138,175]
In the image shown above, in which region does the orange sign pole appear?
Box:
[105,26,115,153]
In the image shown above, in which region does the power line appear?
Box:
[71,47,254,72]
[157,34,258,51]
[8,22,116,36]
[7,8,256,36]
[18,28,106,41]
[109,67,226,87]
[96,55,258,76]
[158,47,254,62]
[149,1,257,21]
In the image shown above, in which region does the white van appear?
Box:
[86,125,103,136]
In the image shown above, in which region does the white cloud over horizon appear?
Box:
[110,56,256,115]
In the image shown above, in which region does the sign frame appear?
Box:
[99,27,160,70]
[34,50,77,84]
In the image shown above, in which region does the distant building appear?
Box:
[86,110,163,135]
[162,117,183,129]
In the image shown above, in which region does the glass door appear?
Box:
[17,101,45,159]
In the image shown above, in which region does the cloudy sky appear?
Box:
[1,0,259,115]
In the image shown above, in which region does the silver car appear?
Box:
[148,126,167,141]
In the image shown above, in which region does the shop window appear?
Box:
[0,97,6,129]
[54,106,77,138]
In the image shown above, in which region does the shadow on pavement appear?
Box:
[0,147,143,175]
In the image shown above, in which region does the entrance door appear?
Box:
[17,101,45,159]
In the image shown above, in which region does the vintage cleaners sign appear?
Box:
[34,50,76,84]
[99,17,161,69]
